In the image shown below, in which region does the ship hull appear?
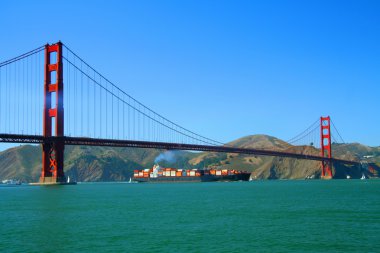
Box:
[133,173,251,183]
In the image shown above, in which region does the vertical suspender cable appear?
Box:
[9,61,12,133]
[17,56,23,133]
[31,54,33,134]
[111,82,113,138]
[13,60,15,133]
[65,50,68,136]
[116,89,119,139]
[15,59,18,133]
[39,51,41,135]
[9,63,12,133]
[74,56,77,136]
[34,53,36,134]
[28,54,33,134]
[87,65,89,137]
[123,93,125,139]
[99,75,101,138]
[27,56,30,134]
[7,64,9,133]
[5,64,7,133]
[81,61,83,136]
[128,96,130,139]
[30,54,33,134]
[93,69,96,138]
[68,51,71,136]
[22,59,24,133]
[105,78,107,138]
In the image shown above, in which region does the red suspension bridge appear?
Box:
[0,42,359,184]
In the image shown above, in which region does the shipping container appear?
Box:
[170,171,176,177]
[216,170,222,176]
[190,171,196,176]
[176,171,182,177]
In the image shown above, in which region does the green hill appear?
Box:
[188,135,379,179]
[0,145,194,182]
[0,135,379,182]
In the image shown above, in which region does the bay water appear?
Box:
[1,180,380,252]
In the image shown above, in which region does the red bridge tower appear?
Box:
[320,116,332,179]
[39,42,66,184]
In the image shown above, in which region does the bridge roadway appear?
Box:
[0,134,359,165]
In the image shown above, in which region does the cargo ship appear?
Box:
[133,165,251,183]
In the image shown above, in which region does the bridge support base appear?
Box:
[320,161,333,180]
[38,176,67,184]
[320,175,333,180]
[30,176,76,186]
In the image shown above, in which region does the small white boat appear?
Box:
[360,174,366,180]
[346,175,351,179]
[127,177,138,184]
[65,176,77,185]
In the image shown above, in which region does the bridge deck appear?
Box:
[0,134,359,165]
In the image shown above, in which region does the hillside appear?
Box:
[0,135,379,182]
[188,135,379,179]
[0,145,195,182]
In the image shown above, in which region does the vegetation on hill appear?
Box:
[0,135,378,182]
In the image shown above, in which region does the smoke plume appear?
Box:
[154,151,179,164]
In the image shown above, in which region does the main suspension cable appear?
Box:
[62,43,224,146]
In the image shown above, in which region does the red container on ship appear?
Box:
[133,165,251,183]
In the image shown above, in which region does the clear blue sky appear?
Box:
[0,0,379,150]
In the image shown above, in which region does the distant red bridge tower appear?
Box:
[320,116,332,179]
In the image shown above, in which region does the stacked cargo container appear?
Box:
[133,165,251,182]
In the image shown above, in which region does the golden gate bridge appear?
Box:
[0,41,361,184]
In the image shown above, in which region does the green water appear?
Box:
[1,180,380,252]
